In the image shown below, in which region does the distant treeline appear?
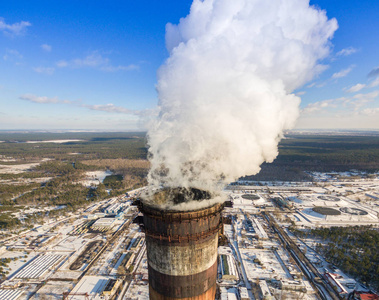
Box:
[243,134,379,181]
[0,132,147,160]
[1,132,379,203]
[1,132,378,171]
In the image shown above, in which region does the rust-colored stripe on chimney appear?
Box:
[139,201,224,299]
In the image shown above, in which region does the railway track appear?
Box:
[263,212,341,300]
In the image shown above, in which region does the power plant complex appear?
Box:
[139,188,224,300]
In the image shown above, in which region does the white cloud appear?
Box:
[3,49,22,61]
[336,47,358,57]
[349,93,375,111]
[41,44,52,52]
[332,66,353,79]
[361,107,379,116]
[83,103,134,114]
[101,64,139,72]
[33,67,55,75]
[369,77,379,88]
[346,83,366,93]
[302,98,345,114]
[56,52,139,72]
[0,17,31,36]
[19,93,140,115]
[299,91,379,128]
[72,53,108,67]
[56,60,68,67]
[302,91,379,114]
[352,90,379,102]
[20,94,60,104]
[295,91,306,96]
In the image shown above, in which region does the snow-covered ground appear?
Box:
[30,281,74,300]
[80,170,113,187]
[0,158,51,174]
[25,139,85,144]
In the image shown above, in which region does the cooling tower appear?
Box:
[139,189,224,300]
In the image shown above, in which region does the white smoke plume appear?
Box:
[147,0,338,194]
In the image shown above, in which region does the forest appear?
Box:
[1,132,378,172]
[295,226,379,290]
[0,131,147,161]
[0,132,149,229]
[243,133,379,181]
[0,131,378,229]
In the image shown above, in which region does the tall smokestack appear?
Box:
[139,188,224,299]
[140,0,337,298]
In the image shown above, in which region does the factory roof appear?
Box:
[353,291,379,300]
[69,275,110,299]
[92,217,115,227]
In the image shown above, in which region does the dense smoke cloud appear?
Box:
[147,0,337,194]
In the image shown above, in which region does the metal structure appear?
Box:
[139,193,224,300]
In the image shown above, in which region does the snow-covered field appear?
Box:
[0,158,51,174]
[25,139,85,144]
[80,170,113,187]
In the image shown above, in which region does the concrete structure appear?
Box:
[102,279,122,298]
[0,289,24,300]
[139,190,224,300]
[219,254,238,281]
[91,217,115,230]
[280,280,307,293]
[251,217,269,239]
[220,287,238,300]
[325,273,348,295]
[12,254,64,279]
[239,287,249,300]
[120,252,135,270]
[259,280,274,300]
[104,202,128,215]
[66,275,109,300]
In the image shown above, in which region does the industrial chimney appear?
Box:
[139,188,224,299]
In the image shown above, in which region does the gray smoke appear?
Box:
[147,0,337,195]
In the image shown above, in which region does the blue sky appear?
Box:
[0,0,378,130]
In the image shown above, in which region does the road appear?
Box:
[231,215,255,300]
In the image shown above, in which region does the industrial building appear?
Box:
[220,287,238,300]
[280,280,307,293]
[219,254,238,281]
[349,290,379,300]
[238,287,249,300]
[91,217,115,231]
[66,275,112,299]
[139,188,224,300]
[129,236,143,251]
[250,216,269,239]
[102,279,122,298]
[120,252,135,270]
[325,272,348,295]
[12,254,64,279]
[259,280,273,300]
[0,289,24,300]
[104,202,129,215]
